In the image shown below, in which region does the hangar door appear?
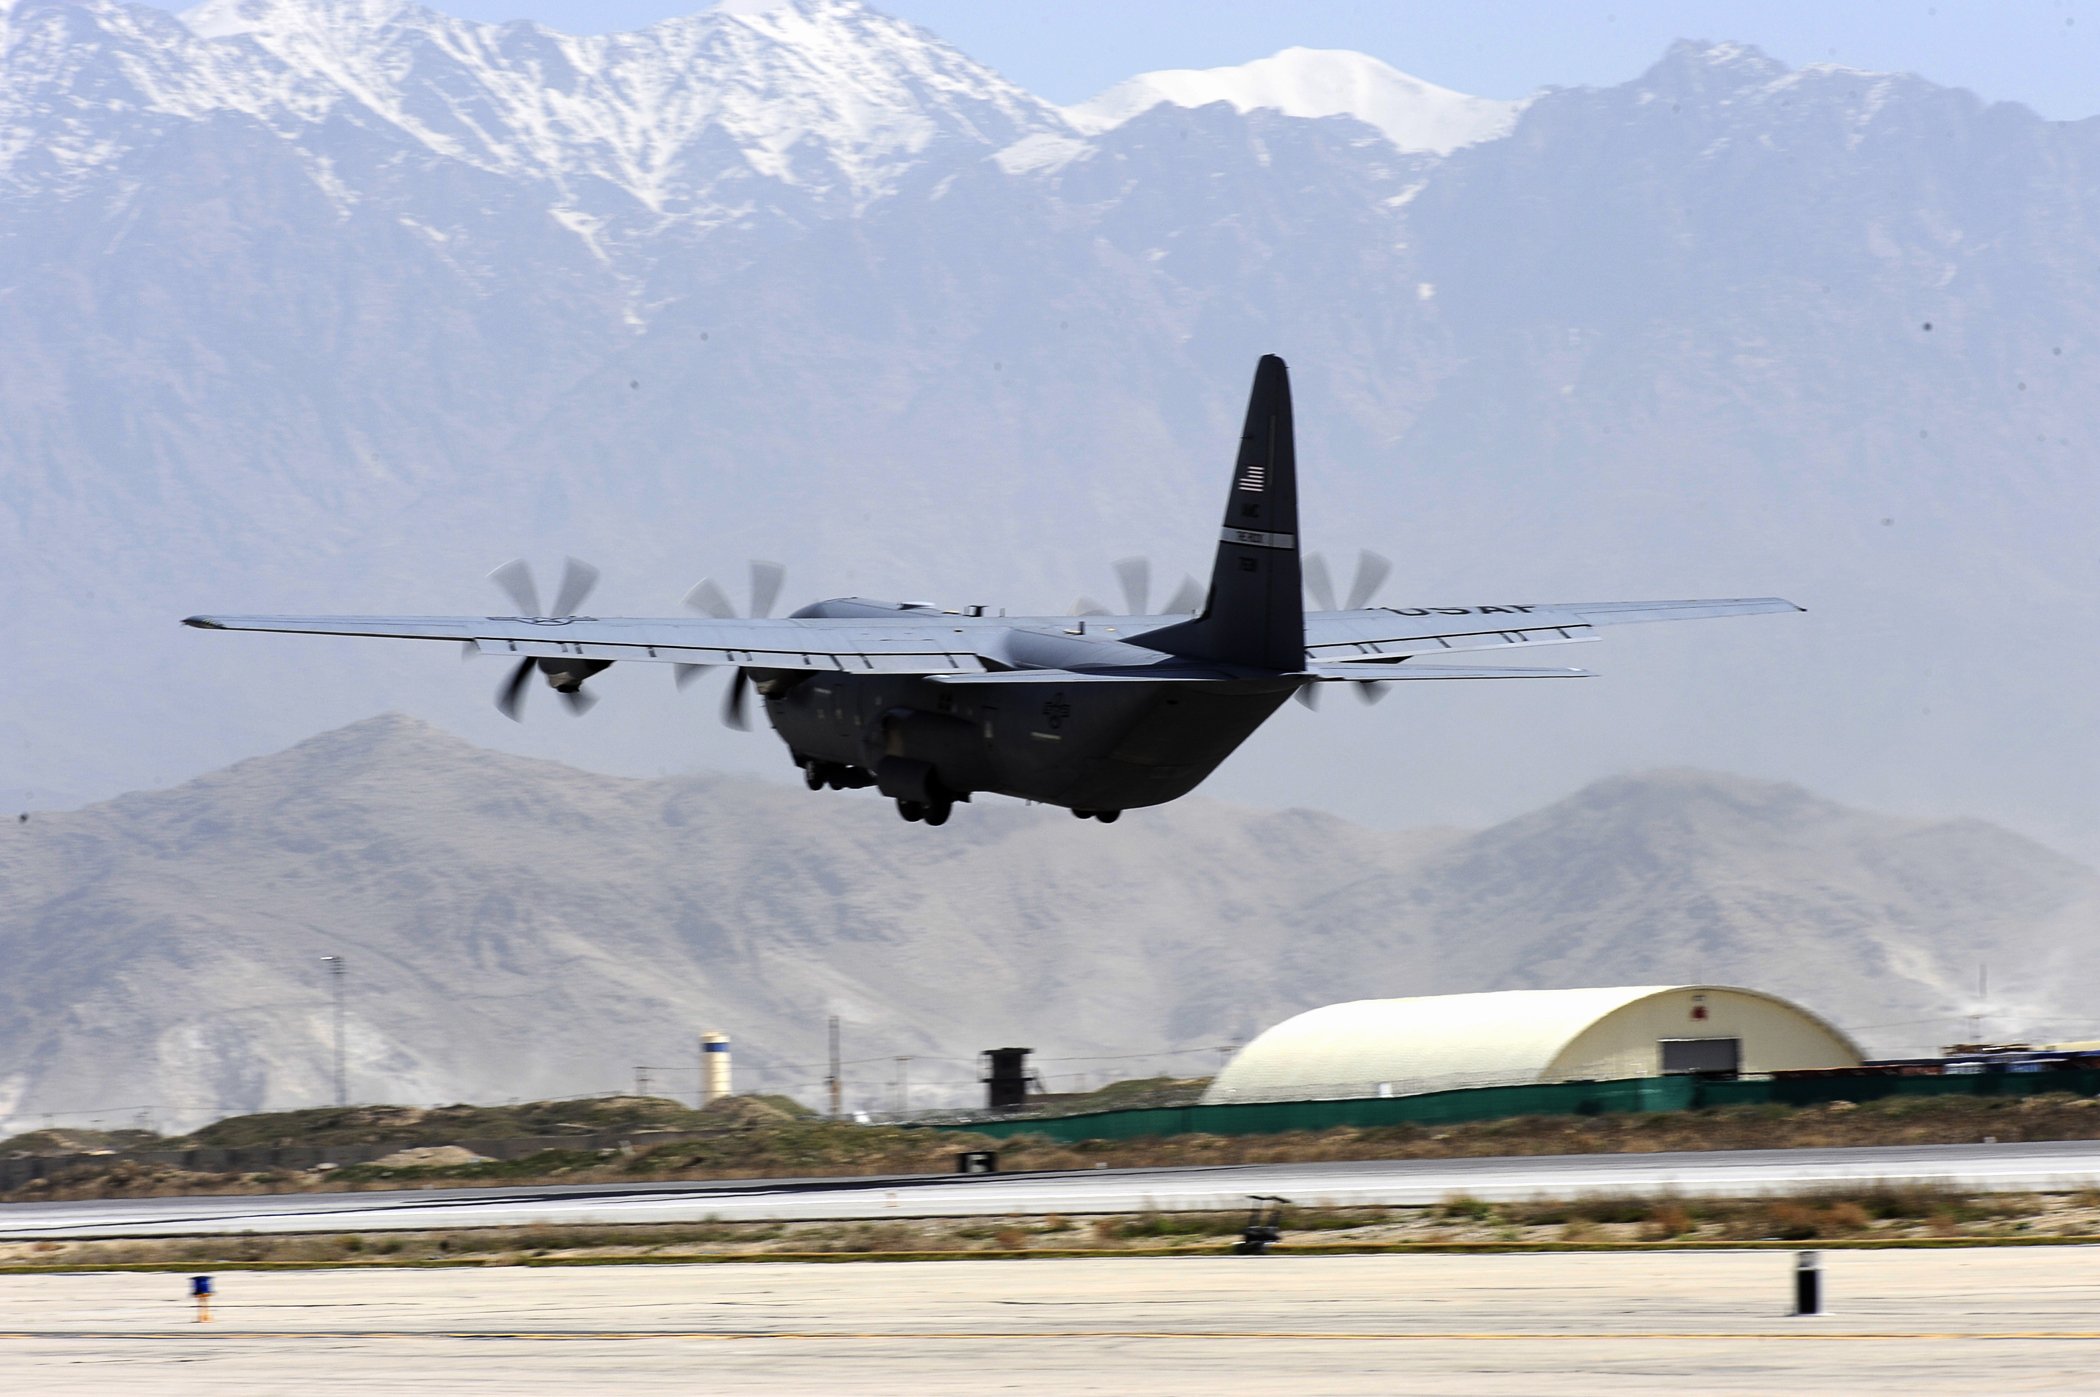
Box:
[1659,1037,1741,1076]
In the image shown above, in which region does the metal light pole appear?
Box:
[826,1015,842,1119]
[320,955,347,1107]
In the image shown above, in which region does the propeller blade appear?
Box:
[1356,681,1392,706]
[1072,597,1111,617]
[683,578,735,619]
[1112,556,1151,615]
[1294,683,1321,711]
[550,556,601,617]
[1303,553,1338,613]
[1163,575,1204,614]
[1345,550,1393,611]
[748,560,786,619]
[489,559,541,618]
[459,641,480,662]
[673,663,711,690]
[560,685,599,717]
[495,656,535,721]
[722,669,751,730]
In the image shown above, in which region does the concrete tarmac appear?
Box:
[3,1249,2099,1394]
[8,1139,2100,1240]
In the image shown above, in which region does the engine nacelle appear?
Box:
[536,657,610,693]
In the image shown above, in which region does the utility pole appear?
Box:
[893,1056,912,1115]
[1970,964,1988,1044]
[320,955,347,1107]
[635,1066,651,1099]
[826,1015,842,1119]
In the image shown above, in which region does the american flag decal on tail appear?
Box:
[1236,462,1268,493]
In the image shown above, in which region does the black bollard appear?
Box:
[1793,1251,1822,1316]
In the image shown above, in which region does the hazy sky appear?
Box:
[151,0,2100,118]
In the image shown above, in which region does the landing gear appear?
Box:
[800,759,874,792]
[897,799,925,822]
[896,797,952,825]
[1071,808,1123,823]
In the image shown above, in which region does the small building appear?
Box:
[1202,984,1862,1105]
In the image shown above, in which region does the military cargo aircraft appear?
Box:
[186,355,1798,826]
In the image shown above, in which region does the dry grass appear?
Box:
[14,1091,2100,1209]
[1639,1201,1695,1240]
[6,1188,2099,1273]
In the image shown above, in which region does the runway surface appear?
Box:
[6,1139,2099,1240]
[3,1250,2098,1393]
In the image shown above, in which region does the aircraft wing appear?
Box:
[926,663,1592,685]
[184,594,1798,677]
[1301,597,1800,663]
[181,614,998,675]
[1300,663,1591,681]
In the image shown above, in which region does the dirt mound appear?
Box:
[366,1145,494,1170]
[698,1096,798,1128]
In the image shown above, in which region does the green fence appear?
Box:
[941,1067,2100,1145]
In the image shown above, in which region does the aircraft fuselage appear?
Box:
[755,627,1293,818]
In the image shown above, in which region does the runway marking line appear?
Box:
[6,1330,2100,1344]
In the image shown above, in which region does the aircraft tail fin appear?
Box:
[1145,354,1305,671]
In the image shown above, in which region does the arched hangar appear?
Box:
[1202,984,1862,1105]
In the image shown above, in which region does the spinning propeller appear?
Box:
[1074,556,1203,617]
[1298,549,1395,710]
[677,560,788,730]
[483,556,608,720]
[1302,548,1392,614]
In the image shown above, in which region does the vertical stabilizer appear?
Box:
[1146,355,1304,671]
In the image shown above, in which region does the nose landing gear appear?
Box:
[1071,808,1122,823]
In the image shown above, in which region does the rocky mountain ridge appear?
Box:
[1,714,2092,1135]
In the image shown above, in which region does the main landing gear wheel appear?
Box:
[896,797,953,825]
[1071,809,1122,823]
[803,762,826,791]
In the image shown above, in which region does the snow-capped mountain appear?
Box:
[1064,46,1524,155]
[4,0,1065,221]
[2,2,2097,867]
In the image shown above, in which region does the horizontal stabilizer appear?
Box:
[1554,598,1803,623]
[1297,663,1592,681]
